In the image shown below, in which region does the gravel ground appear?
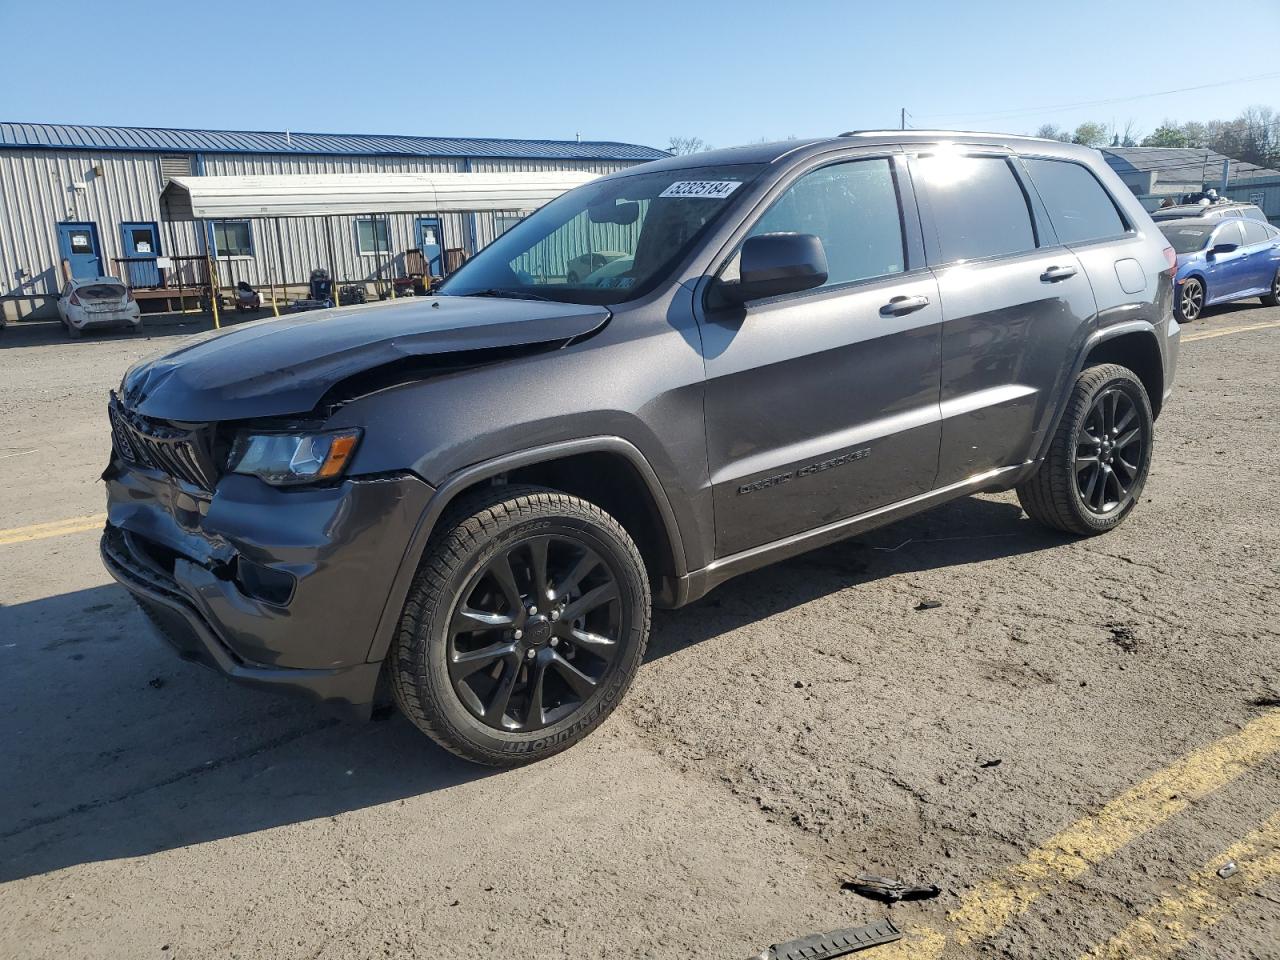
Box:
[1,304,1277,960]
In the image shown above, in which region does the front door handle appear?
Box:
[880,294,930,317]
[1040,265,1078,282]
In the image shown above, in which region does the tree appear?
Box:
[1035,124,1072,142]
[1071,122,1110,148]
[666,136,709,156]
[1141,124,1189,148]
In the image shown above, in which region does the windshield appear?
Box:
[440,163,765,305]
[1162,225,1213,254]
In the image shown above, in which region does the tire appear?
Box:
[65,320,82,339]
[1262,268,1280,307]
[566,272,579,284]
[1178,277,1204,323]
[1017,363,1154,537]
[391,485,651,766]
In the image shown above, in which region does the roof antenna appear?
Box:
[576,131,581,142]
[286,130,292,147]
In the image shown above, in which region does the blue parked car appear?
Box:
[1161,217,1280,322]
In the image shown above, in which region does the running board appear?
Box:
[677,462,1032,604]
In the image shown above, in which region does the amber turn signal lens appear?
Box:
[318,432,360,479]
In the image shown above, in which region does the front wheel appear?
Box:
[1017,364,1154,536]
[1178,277,1204,323]
[391,486,651,765]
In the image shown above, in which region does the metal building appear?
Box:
[1101,146,1280,220]
[0,122,667,321]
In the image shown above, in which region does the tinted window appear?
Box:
[1022,158,1126,244]
[1214,221,1244,247]
[746,158,905,287]
[915,154,1035,262]
[213,220,253,257]
[1241,220,1270,245]
[1243,206,1267,222]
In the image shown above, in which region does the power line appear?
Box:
[913,72,1280,124]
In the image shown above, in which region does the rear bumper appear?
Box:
[102,465,434,712]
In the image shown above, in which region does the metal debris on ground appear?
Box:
[914,599,943,611]
[840,874,942,903]
[1217,861,1239,879]
[745,918,902,960]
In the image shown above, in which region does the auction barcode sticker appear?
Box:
[659,180,743,199]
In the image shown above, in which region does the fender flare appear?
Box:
[364,436,688,664]
[1031,319,1164,466]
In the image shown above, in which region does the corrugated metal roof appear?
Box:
[0,121,669,162]
[1102,146,1280,182]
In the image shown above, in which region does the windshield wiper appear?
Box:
[457,288,555,302]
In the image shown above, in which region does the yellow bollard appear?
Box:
[207,256,221,330]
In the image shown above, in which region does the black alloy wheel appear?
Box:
[391,486,650,766]
[447,534,623,732]
[1074,387,1145,517]
[1179,277,1204,322]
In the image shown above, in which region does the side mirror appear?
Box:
[1210,242,1238,256]
[718,233,829,304]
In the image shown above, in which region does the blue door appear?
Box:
[416,217,443,276]
[120,222,161,287]
[1206,220,1249,301]
[56,222,102,279]
[1237,219,1275,293]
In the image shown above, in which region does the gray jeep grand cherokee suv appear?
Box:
[103,132,1179,765]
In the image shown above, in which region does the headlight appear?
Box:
[227,428,361,485]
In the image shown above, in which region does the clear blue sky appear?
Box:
[2,0,1277,149]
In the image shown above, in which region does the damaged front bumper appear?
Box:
[101,463,434,715]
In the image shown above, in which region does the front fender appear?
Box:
[360,436,688,665]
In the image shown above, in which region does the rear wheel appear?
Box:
[1017,364,1154,536]
[65,320,82,339]
[1262,269,1280,307]
[391,485,650,766]
[1178,277,1204,323]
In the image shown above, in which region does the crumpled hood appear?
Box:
[120,295,610,421]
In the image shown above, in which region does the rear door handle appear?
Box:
[1040,265,1078,282]
[880,294,930,316]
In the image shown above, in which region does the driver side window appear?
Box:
[740,157,907,289]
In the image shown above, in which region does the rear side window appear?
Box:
[747,157,906,287]
[1022,158,1127,244]
[914,154,1035,262]
[1244,207,1267,222]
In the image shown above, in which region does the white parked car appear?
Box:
[57,277,142,338]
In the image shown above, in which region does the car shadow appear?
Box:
[0,583,491,884]
[645,494,1069,662]
[0,495,1060,884]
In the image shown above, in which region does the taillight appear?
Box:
[69,292,81,305]
[1162,246,1177,277]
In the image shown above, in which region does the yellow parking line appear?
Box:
[948,710,1280,943]
[877,710,1280,957]
[1082,809,1280,960]
[1182,320,1280,342]
[0,513,106,546]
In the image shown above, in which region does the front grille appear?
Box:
[109,394,218,490]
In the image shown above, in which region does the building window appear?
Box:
[212,220,253,258]
[356,217,390,255]
[495,213,525,237]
